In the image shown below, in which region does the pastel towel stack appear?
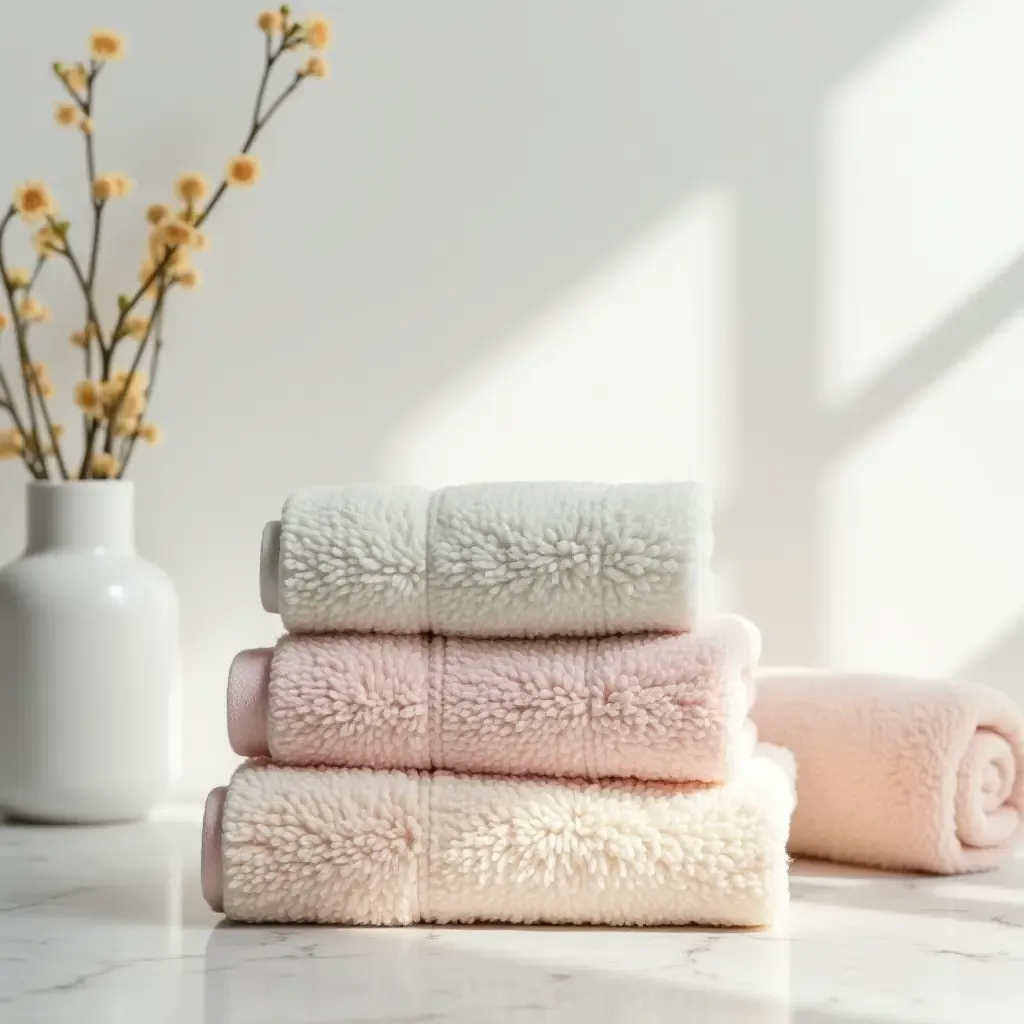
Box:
[204,482,794,927]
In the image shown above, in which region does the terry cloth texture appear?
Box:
[226,616,760,783]
[268,482,713,637]
[205,752,795,927]
[752,668,1024,874]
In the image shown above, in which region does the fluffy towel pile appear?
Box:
[204,482,795,927]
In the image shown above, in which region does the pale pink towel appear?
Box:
[227,615,759,784]
[751,668,1024,874]
[201,753,795,927]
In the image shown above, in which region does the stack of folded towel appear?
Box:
[201,482,797,927]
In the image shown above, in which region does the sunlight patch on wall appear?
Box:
[824,1,1024,406]
[387,188,733,493]
[823,310,1024,687]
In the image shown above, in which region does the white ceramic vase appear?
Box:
[0,481,178,823]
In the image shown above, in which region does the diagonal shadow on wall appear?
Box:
[720,248,1024,664]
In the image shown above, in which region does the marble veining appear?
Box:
[0,818,1022,1023]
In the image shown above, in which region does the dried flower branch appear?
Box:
[0,9,329,479]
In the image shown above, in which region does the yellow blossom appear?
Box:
[33,223,65,257]
[13,181,56,222]
[123,316,149,340]
[225,154,261,187]
[25,361,52,393]
[55,103,79,127]
[158,218,194,247]
[139,422,163,445]
[303,15,332,50]
[145,234,189,286]
[153,242,190,272]
[175,267,201,290]
[109,369,148,394]
[146,203,170,225]
[92,175,118,201]
[18,297,51,323]
[192,230,210,252]
[99,379,121,408]
[175,172,208,203]
[0,428,26,459]
[302,55,329,79]
[0,312,8,331]
[112,173,134,198]
[118,389,145,417]
[5,267,31,289]
[89,29,125,61]
[80,118,95,136]
[70,328,93,348]
[93,172,132,200]
[112,414,139,437]
[64,63,88,93]
[88,452,120,478]
[257,10,282,34]
[51,424,66,441]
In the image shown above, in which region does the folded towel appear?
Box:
[201,750,795,927]
[751,668,1024,874]
[227,615,759,784]
[261,482,712,637]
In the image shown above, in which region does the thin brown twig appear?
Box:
[0,206,46,476]
[46,216,105,345]
[77,249,176,473]
[63,59,107,476]
[7,253,70,480]
[84,60,103,332]
[195,35,303,230]
[100,32,305,340]
[0,276,69,479]
[76,31,310,476]
[53,72,88,115]
[118,304,166,477]
[28,256,45,291]
[258,73,302,127]
[254,30,274,127]
[20,322,69,480]
[0,365,42,477]
[79,63,103,402]
[102,278,169,458]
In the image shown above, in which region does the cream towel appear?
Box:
[262,482,712,637]
[202,751,794,927]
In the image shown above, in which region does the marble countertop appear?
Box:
[1,818,1022,1023]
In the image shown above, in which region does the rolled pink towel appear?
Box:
[201,752,795,926]
[227,616,759,784]
[751,668,1024,874]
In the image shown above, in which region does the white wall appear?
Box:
[2,0,1023,806]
